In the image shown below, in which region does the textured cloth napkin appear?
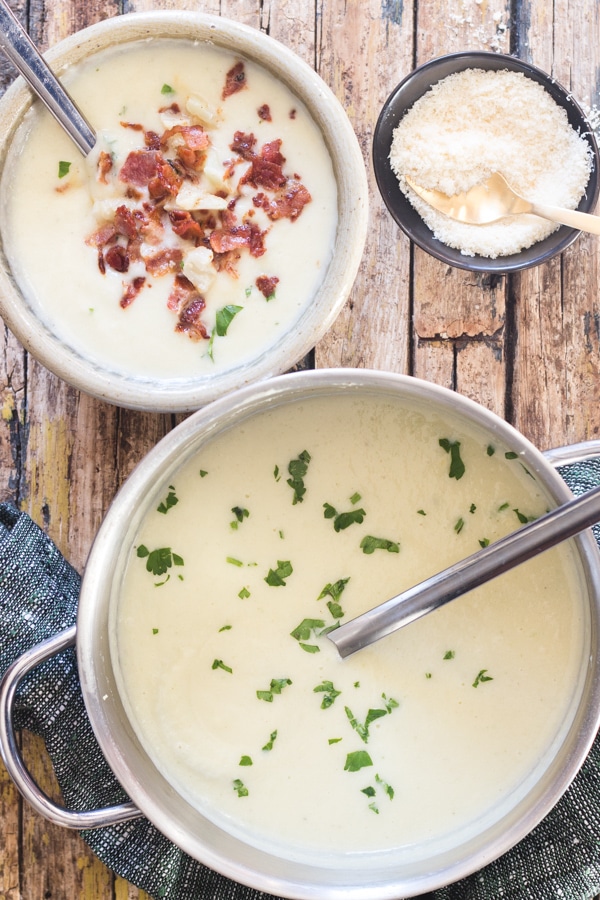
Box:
[2,458,600,900]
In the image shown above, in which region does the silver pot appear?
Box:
[3,369,600,899]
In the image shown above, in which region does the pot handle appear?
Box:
[544,439,600,468]
[0,625,142,829]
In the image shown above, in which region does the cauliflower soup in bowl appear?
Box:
[0,13,368,411]
[74,370,600,898]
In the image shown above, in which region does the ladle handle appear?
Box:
[329,482,600,659]
[530,201,600,236]
[0,625,142,829]
[0,0,95,156]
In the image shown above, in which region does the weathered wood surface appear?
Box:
[0,0,599,897]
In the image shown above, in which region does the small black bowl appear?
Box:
[373,51,600,274]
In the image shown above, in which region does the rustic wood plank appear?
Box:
[314,0,414,374]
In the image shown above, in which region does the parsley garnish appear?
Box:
[323,502,367,531]
[472,669,493,687]
[161,83,175,94]
[262,730,278,751]
[218,624,232,632]
[514,508,536,524]
[157,485,178,515]
[443,650,455,660]
[233,778,248,797]
[344,750,373,772]
[487,445,495,456]
[479,538,490,548]
[290,618,324,653]
[256,677,292,702]
[230,506,249,529]
[227,556,244,567]
[286,450,311,504]
[239,755,253,766]
[216,304,243,336]
[238,587,251,599]
[136,545,184,577]
[265,560,293,586]
[439,438,466,480]
[344,694,398,743]
[58,160,71,178]
[360,535,399,555]
[505,451,519,460]
[212,659,233,674]
[314,680,341,709]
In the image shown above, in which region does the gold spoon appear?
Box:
[405,172,600,235]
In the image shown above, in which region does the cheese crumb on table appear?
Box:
[389,68,593,258]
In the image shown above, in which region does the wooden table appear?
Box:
[1,0,599,897]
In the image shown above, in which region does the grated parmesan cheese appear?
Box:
[389,69,593,258]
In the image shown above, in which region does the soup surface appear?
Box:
[0,40,337,379]
[113,391,587,864]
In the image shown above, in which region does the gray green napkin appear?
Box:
[1,458,600,900]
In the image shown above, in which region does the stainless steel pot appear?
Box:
[2,369,600,899]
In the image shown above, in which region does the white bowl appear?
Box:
[0,12,368,411]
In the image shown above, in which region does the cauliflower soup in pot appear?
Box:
[76,370,600,895]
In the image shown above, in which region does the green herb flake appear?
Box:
[417,509,427,516]
[443,650,455,660]
[498,502,510,511]
[473,669,494,688]
[439,438,466,480]
[350,492,362,504]
[323,503,367,532]
[265,560,293,586]
[218,624,232,632]
[212,659,233,674]
[487,445,496,456]
[368,802,379,814]
[199,469,208,478]
[317,577,349,603]
[245,285,253,297]
[291,618,325,642]
[314,680,341,709]
[505,451,519,460]
[469,503,477,514]
[161,83,175,94]
[479,538,490,548]
[327,600,344,619]
[227,556,244,567]
[257,678,292,702]
[238,587,251,599]
[157,485,178,515]
[454,517,465,535]
[344,750,373,772]
[230,506,249,529]
[239,755,253,766]
[328,737,342,745]
[215,304,243,337]
[232,778,248,797]
[286,450,311,504]
[300,643,320,653]
[262,730,278,751]
[152,628,159,635]
[137,545,184,577]
[514,508,536,524]
[361,786,376,798]
[425,672,432,679]
[273,464,281,482]
[360,535,400,555]
[58,160,72,178]
[375,773,395,800]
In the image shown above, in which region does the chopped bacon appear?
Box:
[162,124,209,150]
[145,131,162,150]
[158,102,181,114]
[85,223,116,248]
[168,209,204,243]
[114,205,140,241]
[258,104,272,121]
[289,108,297,119]
[212,249,241,277]
[140,203,165,245]
[120,121,144,131]
[175,295,209,340]
[120,276,146,308]
[147,158,184,201]
[253,181,312,221]
[243,155,287,191]
[230,131,257,160]
[97,151,113,184]
[119,150,161,186]
[144,247,183,277]
[261,139,285,166]
[209,220,266,258]
[256,274,279,298]
[105,245,130,273]
[97,249,106,274]
[222,61,247,100]
[167,273,197,311]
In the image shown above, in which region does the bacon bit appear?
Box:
[209,220,266,258]
[261,139,285,165]
[253,181,312,222]
[140,203,165,245]
[176,295,209,340]
[125,186,143,200]
[147,158,184,201]
[97,151,113,184]
[86,223,117,248]
[230,131,257,160]
[114,205,140,241]
[167,273,196,311]
[256,274,279,298]
[97,249,106,274]
[120,121,144,131]
[258,104,272,121]
[120,276,146,308]
[119,150,161,186]
[162,124,210,150]
[145,130,162,150]
[289,108,297,119]
[222,61,247,100]
[168,209,204,243]
[144,247,183,277]
[158,102,181,114]
[212,249,241,277]
[105,245,130,273]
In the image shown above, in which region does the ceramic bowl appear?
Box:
[372,51,600,274]
[0,12,368,412]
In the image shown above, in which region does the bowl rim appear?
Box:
[0,11,368,412]
[76,367,600,898]
[372,50,600,274]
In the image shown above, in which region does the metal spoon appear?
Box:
[406,172,600,236]
[0,0,95,155]
[328,482,600,659]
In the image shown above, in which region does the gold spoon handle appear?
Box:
[530,201,600,236]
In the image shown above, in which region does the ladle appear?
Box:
[0,0,95,155]
[406,172,600,236]
[328,481,600,658]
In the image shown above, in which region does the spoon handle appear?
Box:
[0,0,95,156]
[530,201,600,236]
[329,482,600,659]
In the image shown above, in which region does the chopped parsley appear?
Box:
[323,502,367,532]
[265,560,293,586]
[227,556,244,567]
[212,659,233,674]
[505,451,519,460]
[262,730,278,751]
[514,508,536,524]
[157,485,178,515]
[454,517,465,535]
[136,545,184,577]
[238,587,251,599]
[487,445,496,456]
[286,450,311,504]
[256,677,292,702]
[344,750,373,772]
[58,160,71,178]
[230,506,249,529]
[360,535,399,555]
[443,650,455,660]
[479,538,490,548]
[472,669,494,688]
[161,83,175,94]
[199,469,208,478]
[232,778,248,797]
[239,755,253,766]
[349,492,362,504]
[439,438,466,480]
[344,694,398,743]
[328,737,342,745]
[290,618,325,653]
[313,680,341,709]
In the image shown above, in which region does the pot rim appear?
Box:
[77,369,600,898]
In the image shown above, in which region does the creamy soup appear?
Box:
[112,392,587,865]
[0,40,337,379]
